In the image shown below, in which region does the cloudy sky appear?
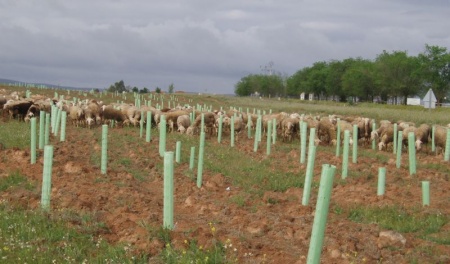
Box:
[1,0,449,94]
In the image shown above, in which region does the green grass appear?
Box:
[0,202,148,263]
[0,120,31,149]
[0,171,35,191]
[348,205,448,236]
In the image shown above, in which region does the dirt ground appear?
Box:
[1,121,450,264]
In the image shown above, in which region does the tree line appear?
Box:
[235,44,450,105]
[107,80,175,94]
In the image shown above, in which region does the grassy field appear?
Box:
[1,85,450,263]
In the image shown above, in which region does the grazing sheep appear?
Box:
[281,118,296,142]
[176,114,190,133]
[191,112,216,136]
[161,110,189,133]
[317,117,337,145]
[433,125,449,155]
[83,100,102,128]
[397,121,415,130]
[336,120,354,146]
[101,105,128,126]
[68,105,85,127]
[414,124,431,151]
[378,125,395,151]
[3,99,33,120]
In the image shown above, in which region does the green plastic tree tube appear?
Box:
[51,105,56,133]
[231,115,235,147]
[189,146,195,170]
[377,167,386,196]
[146,111,151,142]
[308,128,316,156]
[176,141,181,163]
[396,131,403,169]
[41,145,54,211]
[247,115,252,139]
[301,145,316,206]
[200,113,205,133]
[445,129,450,161]
[272,118,276,144]
[159,115,167,157]
[163,151,174,229]
[197,131,205,188]
[139,112,144,138]
[60,111,67,142]
[372,121,376,150]
[342,130,350,179]
[306,164,336,264]
[30,117,37,164]
[431,125,436,152]
[39,111,45,149]
[300,121,307,164]
[257,115,262,142]
[266,120,272,155]
[422,181,430,206]
[408,132,416,175]
[44,113,51,146]
[352,124,358,163]
[101,125,108,174]
[336,118,341,157]
[54,108,62,136]
[253,125,259,153]
[218,114,223,143]
[393,123,398,154]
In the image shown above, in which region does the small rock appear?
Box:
[330,249,340,259]
[378,230,406,249]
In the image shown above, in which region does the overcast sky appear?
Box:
[1,0,449,94]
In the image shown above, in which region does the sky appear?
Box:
[1,0,449,94]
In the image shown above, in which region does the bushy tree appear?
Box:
[107,80,127,93]
[168,83,174,94]
[418,44,450,104]
[155,87,161,93]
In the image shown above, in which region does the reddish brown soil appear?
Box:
[1,123,450,263]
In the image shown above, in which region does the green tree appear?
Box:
[140,87,149,94]
[132,87,139,93]
[418,44,450,105]
[375,50,421,104]
[155,87,161,93]
[326,58,356,101]
[306,61,329,99]
[234,74,284,97]
[107,80,127,93]
[168,83,174,94]
[342,58,376,102]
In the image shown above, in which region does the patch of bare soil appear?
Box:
[1,124,449,264]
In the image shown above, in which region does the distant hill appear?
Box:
[0,78,98,91]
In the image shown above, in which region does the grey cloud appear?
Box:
[0,0,449,94]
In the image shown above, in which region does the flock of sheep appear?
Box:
[1,89,449,155]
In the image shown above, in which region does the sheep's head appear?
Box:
[314,138,321,146]
[415,139,422,150]
[370,131,379,141]
[178,126,186,134]
[86,117,94,127]
[378,142,386,151]
[331,139,337,146]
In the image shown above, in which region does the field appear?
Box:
[1,86,450,263]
